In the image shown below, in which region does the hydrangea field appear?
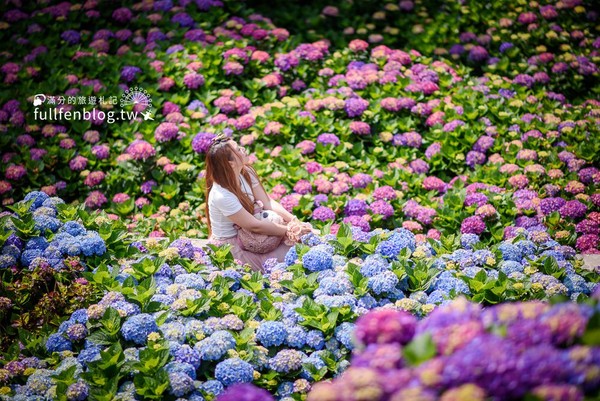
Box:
[0,0,599,400]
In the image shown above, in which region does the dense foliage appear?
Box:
[0,0,598,400]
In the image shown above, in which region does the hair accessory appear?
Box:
[208,133,230,150]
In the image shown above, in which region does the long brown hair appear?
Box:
[204,139,264,235]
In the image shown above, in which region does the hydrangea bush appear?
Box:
[0,192,136,355]
[0,0,598,254]
[0,220,597,400]
[306,295,600,401]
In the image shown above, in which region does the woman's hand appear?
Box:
[285,218,314,244]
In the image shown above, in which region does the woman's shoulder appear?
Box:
[209,183,233,200]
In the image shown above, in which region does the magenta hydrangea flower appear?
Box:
[345,199,368,216]
[112,193,130,204]
[575,234,599,253]
[559,200,587,220]
[296,140,316,155]
[85,191,107,209]
[280,194,300,212]
[83,171,105,187]
[349,121,371,135]
[216,383,274,401]
[425,142,441,159]
[355,308,417,346]
[342,215,370,232]
[191,132,216,154]
[234,115,255,130]
[351,173,373,189]
[305,161,323,174]
[293,180,312,195]
[369,200,394,219]
[461,215,486,235]
[312,206,335,221]
[91,145,110,160]
[317,133,340,146]
[423,176,446,193]
[183,72,205,89]
[126,140,156,160]
[5,164,26,180]
[69,156,88,171]
[345,97,369,118]
[154,122,179,142]
[373,186,396,201]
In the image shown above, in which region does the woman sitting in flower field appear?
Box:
[204,135,312,271]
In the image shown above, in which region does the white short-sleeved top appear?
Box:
[208,172,259,239]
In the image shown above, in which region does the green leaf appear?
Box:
[582,312,600,346]
[403,333,436,366]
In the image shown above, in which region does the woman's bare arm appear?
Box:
[226,207,288,236]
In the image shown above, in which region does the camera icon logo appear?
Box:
[33,94,46,106]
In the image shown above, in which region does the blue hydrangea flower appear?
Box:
[368,271,399,295]
[305,330,325,350]
[214,358,254,386]
[24,369,53,396]
[256,321,287,347]
[24,191,50,211]
[42,197,64,209]
[165,361,197,380]
[26,236,48,251]
[462,266,484,278]
[80,233,106,257]
[473,249,495,266]
[188,392,206,401]
[60,221,87,237]
[174,273,206,290]
[111,301,141,317]
[168,372,195,397]
[45,333,72,353]
[155,263,174,277]
[332,254,347,267]
[175,344,201,369]
[121,314,158,345]
[427,289,448,304]
[498,242,522,262]
[0,254,16,268]
[432,271,456,291]
[2,244,21,258]
[152,294,175,305]
[564,274,590,295]
[318,276,352,296]
[33,215,62,233]
[285,325,308,348]
[77,345,101,366]
[300,353,327,379]
[499,261,524,275]
[199,380,224,396]
[195,330,235,360]
[269,349,305,373]
[66,381,88,401]
[515,240,537,257]
[285,247,298,266]
[315,294,357,309]
[334,322,356,349]
[377,229,416,260]
[302,249,333,272]
[461,234,480,249]
[540,250,566,262]
[277,382,294,397]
